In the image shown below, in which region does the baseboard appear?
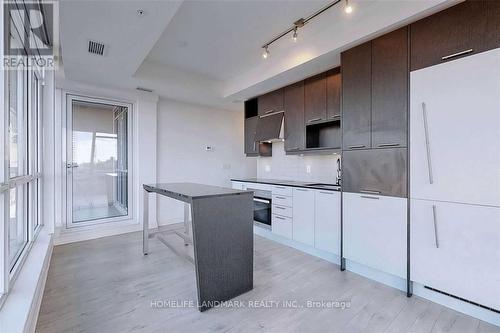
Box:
[24,235,53,333]
[54,222,142,245]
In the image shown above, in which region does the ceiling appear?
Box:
[58,0,459,111]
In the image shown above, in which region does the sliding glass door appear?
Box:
[66,95,131,227]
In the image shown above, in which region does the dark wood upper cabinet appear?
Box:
[371,27,408,148]
[284,81,305,152]
[304,73,327,124]
[244,116,259,155]
[326,68,341,120]
[258,89,284,116]
[342,41,372,150]
[410,0,500,71]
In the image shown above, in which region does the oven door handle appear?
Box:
[254,198,271,204]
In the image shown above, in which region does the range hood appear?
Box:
[254,111,284,142]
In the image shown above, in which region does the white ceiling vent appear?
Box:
[88,40,106,56]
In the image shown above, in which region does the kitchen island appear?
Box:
[143,183,254,311]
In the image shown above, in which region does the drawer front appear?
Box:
[272,185,293,196]
[272,215,292,239]
[272,204,292,218]
[342,148,407,197]
[273,194,293,207]
[411,199,500,310]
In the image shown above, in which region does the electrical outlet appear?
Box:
[306,165,311,174]
[265,165,271,173]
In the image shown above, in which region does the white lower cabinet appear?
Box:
[272,215,292,239]
[292,188,315,246]
[231,181,245,190]
[343,192,407,278]
[411,199,500,310]
[315,190,341,255]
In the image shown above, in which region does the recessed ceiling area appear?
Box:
[59,0,458,111]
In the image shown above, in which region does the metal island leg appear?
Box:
[143,189,149,255]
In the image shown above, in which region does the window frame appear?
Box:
[0,2,45,303]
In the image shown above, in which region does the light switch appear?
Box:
[306,165,311,174]
[265,165,271,173]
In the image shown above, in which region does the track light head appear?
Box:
[262,46,269,59]
[292,27,298,42]
[345,0,353,14]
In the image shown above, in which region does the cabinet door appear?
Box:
[258,89,284,116]
[410,1,500,71]
[410,48,500,206]
[314,190,341,255]
[292,188,315,246]
[343,192,407,278]
[372,27,408,148]
[284,81,305,152]
[342,42,372,150]
[304,73,327,124]
[342,148,407,198]
[244,116,258,155]
[411,199,500,310]
[326,68,341,120]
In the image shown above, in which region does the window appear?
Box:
[0,6,45,299]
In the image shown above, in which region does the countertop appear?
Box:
[144,182,252,200]
[230,178,340,192]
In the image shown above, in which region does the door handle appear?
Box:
[66,163,79,169]
[377,143,400,148]
[432,205,439,248]
[360,189,381,195]
[441,49,473,61]
[422,102,434,184]
[307,118,322,123]
[348,145,366,150]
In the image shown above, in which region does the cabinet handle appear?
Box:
[274,206,286,210]
[275,216,286,220]
[295,188,309,192]
[422,102,434,184]
[360,189,381,195]
[441,49,473,61]
[307,118,322,123]
[348,145,366,150]
[275,196,286,199]
[377,143,400,148]
[432,205,439,248]
[319,191,334,195]
[253,141,256,151]
[275,186,286,189]
[265,109,275,114]
[360,195,379,200]
[331,114,341,119]
[287,147,300,151]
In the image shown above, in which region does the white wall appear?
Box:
[156,98,256,225]
[257,142,340,184]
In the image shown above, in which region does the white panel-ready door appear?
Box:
[343,192,407,278]
[411,199,500,310]
[314,190,341,255]
[410,48,500,207]
[292,188,315,246]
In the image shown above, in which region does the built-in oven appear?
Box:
[248,188,272,229]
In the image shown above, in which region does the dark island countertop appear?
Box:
[144,182,252,202]
[230,178,340,192]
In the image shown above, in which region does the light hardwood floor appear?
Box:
[37,227,499,333]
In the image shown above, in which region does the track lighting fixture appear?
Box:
[262,45,269,59]
[261,0,352,59]
[345,0,353,14]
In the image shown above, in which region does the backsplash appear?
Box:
[256,142,340,184]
